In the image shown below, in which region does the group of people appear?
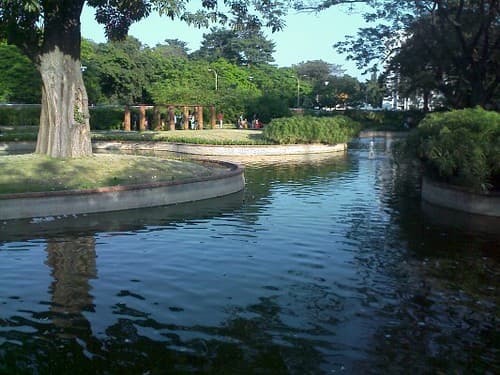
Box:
[237,114,262,129]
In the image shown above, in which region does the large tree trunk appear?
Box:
[35,1,92,158]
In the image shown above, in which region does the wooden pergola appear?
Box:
[123,104,217,131]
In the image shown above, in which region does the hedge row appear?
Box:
[0,105,40,126]
[263,115,361,145]
[0,105,124,130]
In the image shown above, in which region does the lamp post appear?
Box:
[291,75,307,108]
[208,68,218,91]
[291,76,300,108]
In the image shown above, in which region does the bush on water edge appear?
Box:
[396,107,500,192]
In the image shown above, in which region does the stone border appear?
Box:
[0,160,245,220]
[1,141,347,156]
[0,141,35,153]
[91,141,347,156]
[421,177,500,217]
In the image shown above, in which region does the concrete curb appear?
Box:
[1,141,347,156]
[421,177,500,217]
[0,141,35,153]
[0,160,245,220]
[91,141,347,156]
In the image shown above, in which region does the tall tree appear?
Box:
[0,0,288,158]
[154,39,190,58]
[94,37,152,104]
[294,60,345,82]
[193,27,276,66]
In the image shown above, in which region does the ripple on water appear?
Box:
[0,146,498,373]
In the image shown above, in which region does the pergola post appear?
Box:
[139,105,146,131]
[196,106,204,130]
[168,106,176,131]
[183,106,189,130]
[153,106,161,130]
[210,106,216,129]
[124,105,131,131]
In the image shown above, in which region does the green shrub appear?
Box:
[0,105,40,126]
[401,107,500,191]
[89,106,124,130]
[263,115,361,144]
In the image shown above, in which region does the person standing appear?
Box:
[189,112,196,130]
[217,112,224,128]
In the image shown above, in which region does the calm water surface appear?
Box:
[1,139,499,374]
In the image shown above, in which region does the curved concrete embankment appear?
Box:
[421,177,500,217]
[1,141,347,156]
[0,160,245,220]
[92,141,347,156]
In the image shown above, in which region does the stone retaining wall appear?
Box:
[92,141,347,156]
[1,141,347,156]
[421,177,500,217]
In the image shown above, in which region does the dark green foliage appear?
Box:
[89,106,124,130]
[332,0,499,109]
[247,94,291,124]
[263,116,361,144]
[344,110,425,130]
[0,105,40,126]
[193,27,276,66]
[0,105,124,130]
[400,108,500,191]
[0,43,41,103]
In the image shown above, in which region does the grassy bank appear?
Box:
[91,129,271,145]
[0,154,219,194]
[0,128,271,145]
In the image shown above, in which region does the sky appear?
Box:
[80,4,369,80]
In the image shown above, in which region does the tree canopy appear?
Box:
[330,0,499,108]
[193,27,276,66]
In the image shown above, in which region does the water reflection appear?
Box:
[0,143,499,374]
[0,191,244,241]
[46,236,96,337]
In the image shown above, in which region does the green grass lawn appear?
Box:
[92,129,269,144]
[0,154,221,194]
[0,127,270,145]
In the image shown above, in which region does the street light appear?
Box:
[291,74,307,108]
[208,68,218,91]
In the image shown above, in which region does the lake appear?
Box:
[1,138,499,374]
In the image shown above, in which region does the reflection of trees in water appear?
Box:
[45,236,97,336]
[0,192,244,242]
[246,154,352,191]
[241,155,353,226]
[341,148,500,374]
[2,292,329,373]
[0,235,100,374]
[85,296,327,373]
